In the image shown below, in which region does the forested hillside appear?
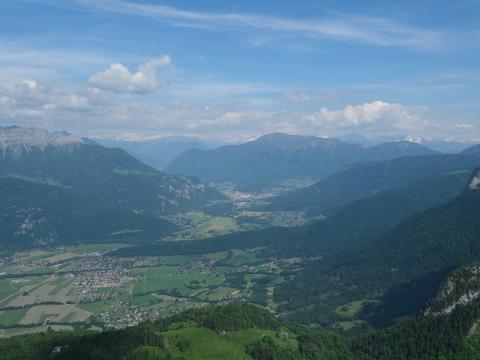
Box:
[0,176,178,249]
[275,172,480,325]
[265,154,480,214]
[3,303,480,359]
[112,168,473,258]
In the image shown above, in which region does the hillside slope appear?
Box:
[0,176,179,249]
[275,168,480,325]
[265,154,480,214]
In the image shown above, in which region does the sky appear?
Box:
[0,0,479,142]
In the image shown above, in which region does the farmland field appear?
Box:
[0,243,307,337]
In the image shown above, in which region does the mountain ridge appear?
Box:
[0,127,225,215]
[166,133,439,191]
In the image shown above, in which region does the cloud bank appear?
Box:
[1,75,474,141]
[89,55,173,94]
[303,101,429,132]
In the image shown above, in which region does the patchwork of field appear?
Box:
[0,244,304,338]
[0,276,77,308]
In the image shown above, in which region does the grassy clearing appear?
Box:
[221,249,263,267]
[48,277,75,296]
[132,266,224,297]
[198,287,237,301]
[42,252,80,264]
[23,267,55,275]
[20,304,92,325]
[164,327,250,360]
[76,301,110,313]
[67,243,128,254]
[333,320,366,331]
[335,300,368,319]
[23,250,53,260]
[6,278,57,307]
[0,280,21,302]
[0,324,73,338]
[0,308,30,326]
[183,211,212,225]
[162,327,298,360]
[0,277,52,308]
[173,211,240,240]
[119,293,160,306]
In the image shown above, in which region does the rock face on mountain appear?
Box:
[0,125,82,148]
[424,263,480,317]
[468,168,480,191]
[166,133,439,191]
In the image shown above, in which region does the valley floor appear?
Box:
[0,242,307,337]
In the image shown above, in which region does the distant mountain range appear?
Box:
[0,126,224,249]
[339,133,475,153]
[166,133,439,191]
[96,136,220,170]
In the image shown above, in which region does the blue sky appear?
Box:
[0,0,479,141]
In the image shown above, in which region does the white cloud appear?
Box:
[302,101,428,132]
[450,123,474,130]
[0,79,92,121]
[44,94,90,111]
[0,74,475,142]
[89,56,173,94]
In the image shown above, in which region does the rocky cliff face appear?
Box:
[424,263,480,317]
[0,126,82,148]
[468,168,480,191]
